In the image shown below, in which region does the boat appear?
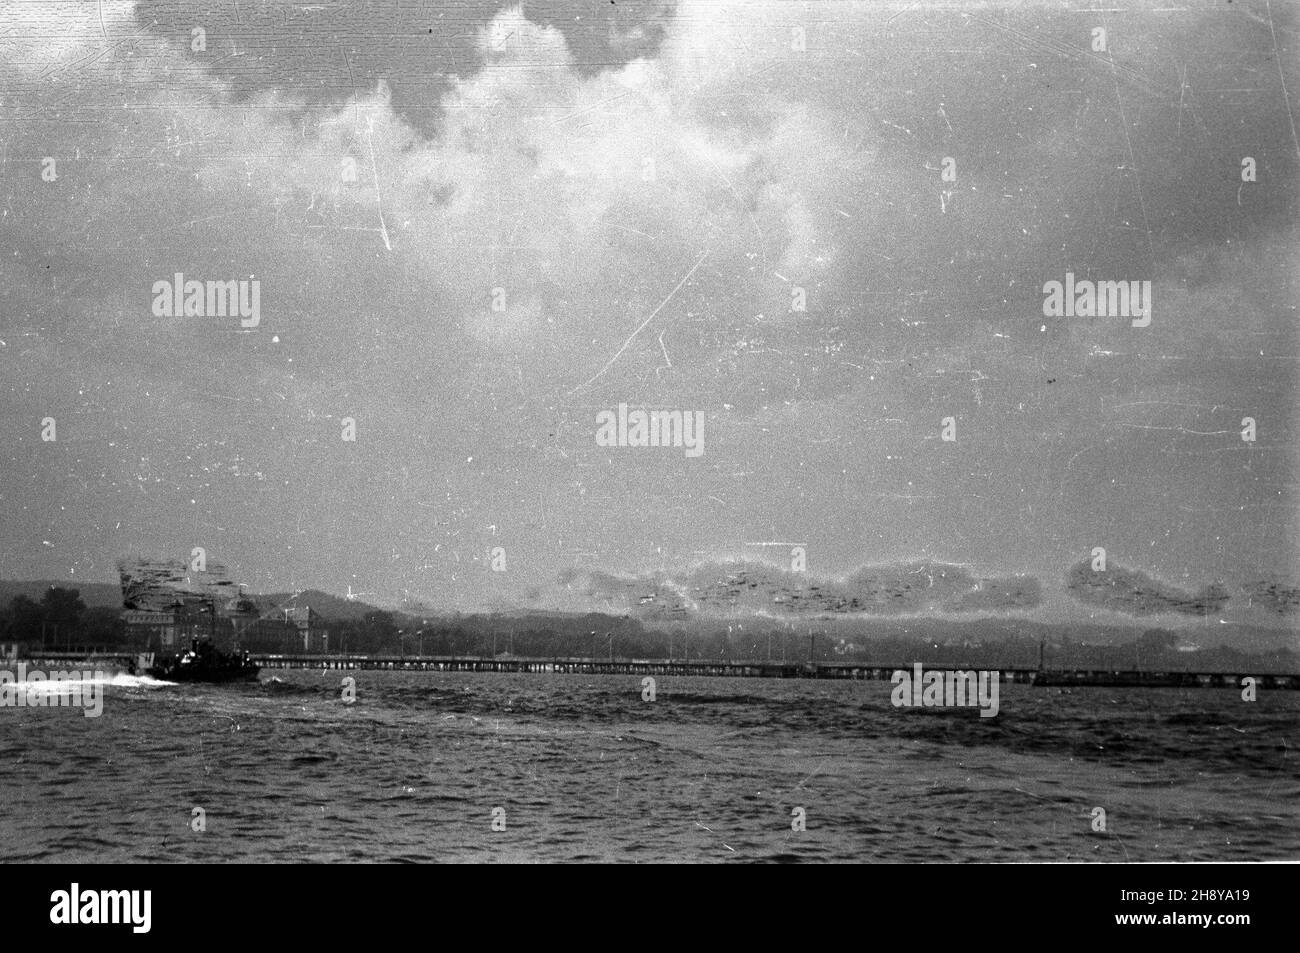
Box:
[146,637,260,683]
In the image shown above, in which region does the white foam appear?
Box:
[106,673,171,689]
[7,672,169,693]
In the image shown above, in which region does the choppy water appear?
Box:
[1,670,1296,862]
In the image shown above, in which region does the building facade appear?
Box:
[118,557,330,655]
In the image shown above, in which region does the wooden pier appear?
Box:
[249,655,1297,689]
[6,652,1297,689]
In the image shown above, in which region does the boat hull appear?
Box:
[146,642,261,683]
[146,661,260,683]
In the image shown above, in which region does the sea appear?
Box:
[1,670,1296,862]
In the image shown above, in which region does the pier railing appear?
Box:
[5,652,1297,688]
[243,655,1300,688]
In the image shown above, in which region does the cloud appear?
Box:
[57,3,860,382]
[2,1,1296,614]
[1240,580,1300,617]
[563,558,1042,620]
[1065,560,1229,617]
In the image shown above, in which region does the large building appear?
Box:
[235,606,329,655]
[122,600,330,655]
[118,557,328,654]
[121,607,186,652]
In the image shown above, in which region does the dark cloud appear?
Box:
[1240,580,1300,617]
[1065,559,1230,616]
[566,559,1043,620]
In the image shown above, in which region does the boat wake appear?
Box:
[107,673,172,689]
[16,672,172,693]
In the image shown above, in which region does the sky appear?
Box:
[0,0,1297,632]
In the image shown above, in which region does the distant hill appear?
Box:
[253,589,392,622]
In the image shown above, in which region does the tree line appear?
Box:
[0,588,123,648]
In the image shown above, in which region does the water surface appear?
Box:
[2,671,1295,862]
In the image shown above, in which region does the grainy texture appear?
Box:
[0,0,1296,865]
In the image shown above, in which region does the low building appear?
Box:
[232,606,329,655]
[234,615,301,654]
[284,606,328,653]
